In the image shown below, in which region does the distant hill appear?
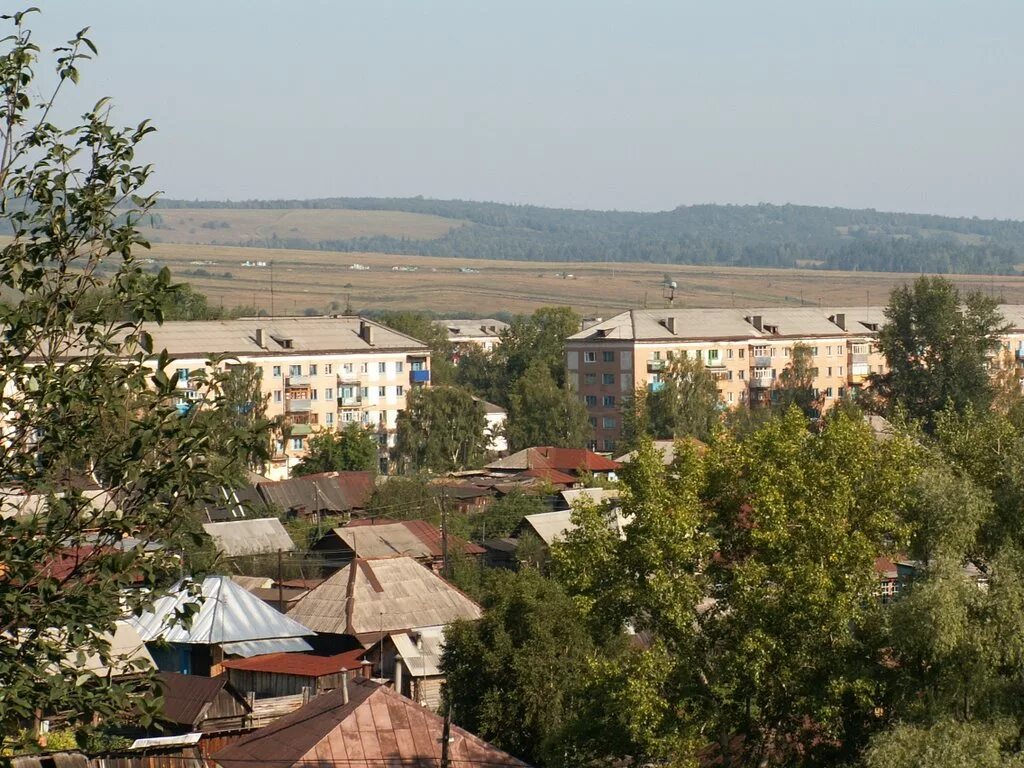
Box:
[150,197,1024,275]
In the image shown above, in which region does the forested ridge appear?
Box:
[155,197,1024,274]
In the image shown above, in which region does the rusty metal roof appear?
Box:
[221,648,367,677]
[487,446,621,474]
[157,671,241,727]
[330,519,486,559]
[212,678,528,768]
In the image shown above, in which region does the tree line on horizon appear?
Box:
[149,197,1024,275]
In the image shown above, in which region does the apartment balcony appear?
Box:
[749,375,773,389]
[705,361,727,371]
[337,395,362,408]
[647,359,666,372]
[337,374,361,386]
[410,369,430,384]
[710,370,731,381]
[753,355,772,367]
[285,398,312,413]
[285,375,310,388]
[851,353,870,365]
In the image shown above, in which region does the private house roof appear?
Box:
[256,471,375,515]
[486,446,620,474]
[326,519,485,559]
[135,316,429,359]
[390,626,445,678]
[211,678,527,768]
[519,508,631,547]
[614,437,706,465]
[127,576,314,653]
[64,621,154,678]
[221,648,368,678]
[157,671,250,729]
[287,556,482,644]
[559,488,620,509]
[202,518,295,558]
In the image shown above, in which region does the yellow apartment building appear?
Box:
[566,306,894,453]
[145,316,430,478]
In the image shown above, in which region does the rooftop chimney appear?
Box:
[359,320,374,345]
[255,328,267,348]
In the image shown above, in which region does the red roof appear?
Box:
[340,518,486,557]
[516,467,578,485]
[488,446,621,474]
[213,678,527,768]
[221,649,367,677]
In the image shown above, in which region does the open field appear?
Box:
[146,241,1024,317]
[139,208,463,245]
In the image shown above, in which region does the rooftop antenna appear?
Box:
[270,261,275,317]
[662,280,677,307]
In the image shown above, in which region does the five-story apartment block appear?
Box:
[566,307,890,452]
[154,316,430,478]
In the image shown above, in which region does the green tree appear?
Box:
[393,386,488,473]
[292,422,378,476]
[453,344,501,403]
[874,276,1006,426]
[864,720,1024,768]
[0,12,269,745]
[377,311,456,385]
[442,568,595,767]
[774,342,820,416]
[495,306,581,395]
[623,354,720,446]
[364,475,438,522]
[505,362,590,451]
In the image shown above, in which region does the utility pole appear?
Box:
[277,548,284,612]
[440,488,450,580]
[440,691,452,768]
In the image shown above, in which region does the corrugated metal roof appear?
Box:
[520,508,632,547]
[202,518,295,557]
[127,576,314,645]
[287,556,482,640]
[559,488,620,509]
[331,519,485,559]
[256,471,375,514]
[211,679,528,768]
[221,649,367,677]
[391,627,444,677]
[131,733,203,750]
[220,637,312,657]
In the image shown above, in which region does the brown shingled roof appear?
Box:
[212,678,528,768]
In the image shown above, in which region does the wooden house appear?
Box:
[221,649,370,699]
[156,672,252,733]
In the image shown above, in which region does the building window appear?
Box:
[344,363,354,373]
[603,439,616,451]
[653,351,661,360]
[289,364,302,377]
[738,349,745,358]
[272,365,281,377]
[588,440,598,451]
[585,395,598,406]
[588,417,597,427]
[379,386,387,397]
[584,373,597,384]
[379,362,387,374]
[396,361,404,373]
[602,373,615,385]
[396,385,405,396]
[826,387,834,398]
[291,437,303,450]
[311,389,318,401]
[325,387,334,400]
[309,364,318,376]
[602,351,615,363]
[602,417,616,429]
[584,351,596,363]
[738,370,745,380]
[811,347,818,355]
[324,364,332,374]
[361,387,369,398]
[708,349,720,362]
[827,367,832,376]
[274,390,282,403]
[603,395,616,407]
[728,349,734,359]
[325,412,334,426]
[176,368,189,382]
[360,363,368,374]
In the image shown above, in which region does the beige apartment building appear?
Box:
[566,306,893,453]
[436,318,509,359]
[148,316,430,478]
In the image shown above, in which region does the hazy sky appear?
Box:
[31,1,1024,218]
